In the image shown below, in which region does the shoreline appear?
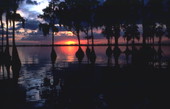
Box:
[0,43,170,47]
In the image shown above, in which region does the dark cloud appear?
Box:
[26,0,38,5]
[16,20,39,30]
[24,20,39,30]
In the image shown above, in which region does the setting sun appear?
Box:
[65,41,77,45]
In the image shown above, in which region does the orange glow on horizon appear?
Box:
[64,41,77,45]
[56,40,88,45]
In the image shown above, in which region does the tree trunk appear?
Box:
[87,38,89,45]
[142,0,146,45]
[52,31,54,46]
[107,38,110,46]
[132,36,135,45]
[6,13,9,49]
[159,36,162,45]
[91,26,94,47]
[77,30,81,46]
[126,39,129,46]
[12,11,16,46]
[115,36,118,46]
[52,0,55,46]
[1,18,4,51]
[152,36,155,45]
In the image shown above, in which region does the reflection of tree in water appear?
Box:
[0,2,25,108]
[106,45,113,67]
[113,46,121,68]
[89,46,96,64]
[89,26,97,64]
[40,46,65,108]
[86,46,91,64]
[75,46,85,64]
[0,0,24,80]
[0,14,4,77]
[11,3,24,84]
[11,45,21,84]
[124,45,132,65]
[157,45,163,68]
[4,11,11,79]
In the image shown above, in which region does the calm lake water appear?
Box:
[0,45,170,109]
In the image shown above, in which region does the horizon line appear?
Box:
[1,43,170,47]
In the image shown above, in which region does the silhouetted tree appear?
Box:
[142,0,166,44]
[39,0,59,64]
[39,0,59,44]
[103,26,113,65]
[4,1,12,79]
[113,24,121,46]
[102,26,114,46]
[165,0,170,39]
[99,0,126,45]
[57,0,99,64]
[57,1,82,46]
[123,24,140,45]
[144,24,156,44]
[10,0,23,83]
[155,24,165,45]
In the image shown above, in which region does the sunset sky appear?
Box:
[1,0,168,45]
[0,0,107,45]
